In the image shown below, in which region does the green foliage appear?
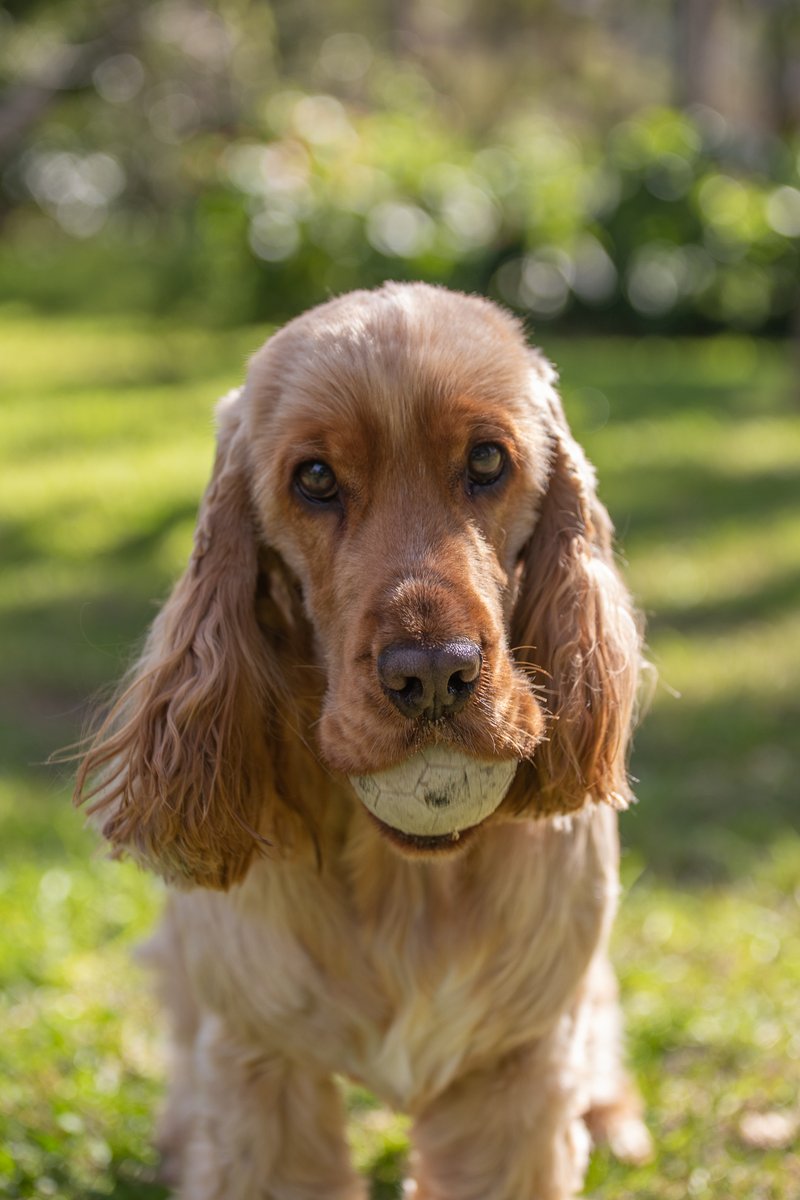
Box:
[1,4,798,330]
[5,100,799,332]
[1,317,798,1195]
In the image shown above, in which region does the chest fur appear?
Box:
[178,808,618,1111]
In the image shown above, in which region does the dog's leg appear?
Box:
[582,953,653,1166]
[176,1013,365,1200]
[409,1019,592,1200]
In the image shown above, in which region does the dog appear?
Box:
[77,282,652,1198]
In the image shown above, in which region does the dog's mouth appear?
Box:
[366,812,483,855]
[349,747,518,842]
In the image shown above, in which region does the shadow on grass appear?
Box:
[0,498,199,572]
[555,342,793,423]
[607,462,800,547]
[649,562,800,635]
[606,378,793,421]
[618,468,796,544]
[627,687,800,881]
[0,501,200,770]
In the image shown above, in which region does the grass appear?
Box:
[1,309,798,1197]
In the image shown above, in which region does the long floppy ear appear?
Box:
[75,389,290,890]
[510,372,641,816]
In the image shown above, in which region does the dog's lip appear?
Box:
[367,811,483,853]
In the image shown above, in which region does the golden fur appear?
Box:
[77,283,651,1198]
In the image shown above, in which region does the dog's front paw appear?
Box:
[587,1104,654,1165]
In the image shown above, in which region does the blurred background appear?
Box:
[1,2,799,1198]
[1,0,800,330]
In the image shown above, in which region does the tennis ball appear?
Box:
[350,747,518,837]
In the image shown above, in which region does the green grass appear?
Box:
[1,310,799,1197]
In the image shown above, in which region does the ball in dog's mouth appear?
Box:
[349,747,518,844]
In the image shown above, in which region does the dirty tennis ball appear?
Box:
[350,746,518,837]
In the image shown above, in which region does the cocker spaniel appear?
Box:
[77,283,652,1199]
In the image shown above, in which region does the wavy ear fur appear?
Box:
[510,374,641,815]
[75,390,291,890]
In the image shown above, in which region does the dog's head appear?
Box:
[76,284,640,887]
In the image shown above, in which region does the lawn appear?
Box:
[1,311,799,1198]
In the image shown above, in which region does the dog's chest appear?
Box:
[276,895,548,1110]
[186,809,617,1111]
[358,959,495,1107]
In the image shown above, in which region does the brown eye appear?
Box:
[467,442,505,487]
[296,460,339,503]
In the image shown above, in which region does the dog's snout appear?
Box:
[377,639,482,720]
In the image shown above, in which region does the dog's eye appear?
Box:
[467,442,505,487]
[295,460,339,503]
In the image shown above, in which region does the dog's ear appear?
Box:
[75,390,293,890]
[510,368,641,816]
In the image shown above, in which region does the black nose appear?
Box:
[377,639,482,720]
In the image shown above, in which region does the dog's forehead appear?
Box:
[247,285,542,452]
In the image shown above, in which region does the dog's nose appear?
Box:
[377,639,482,720]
